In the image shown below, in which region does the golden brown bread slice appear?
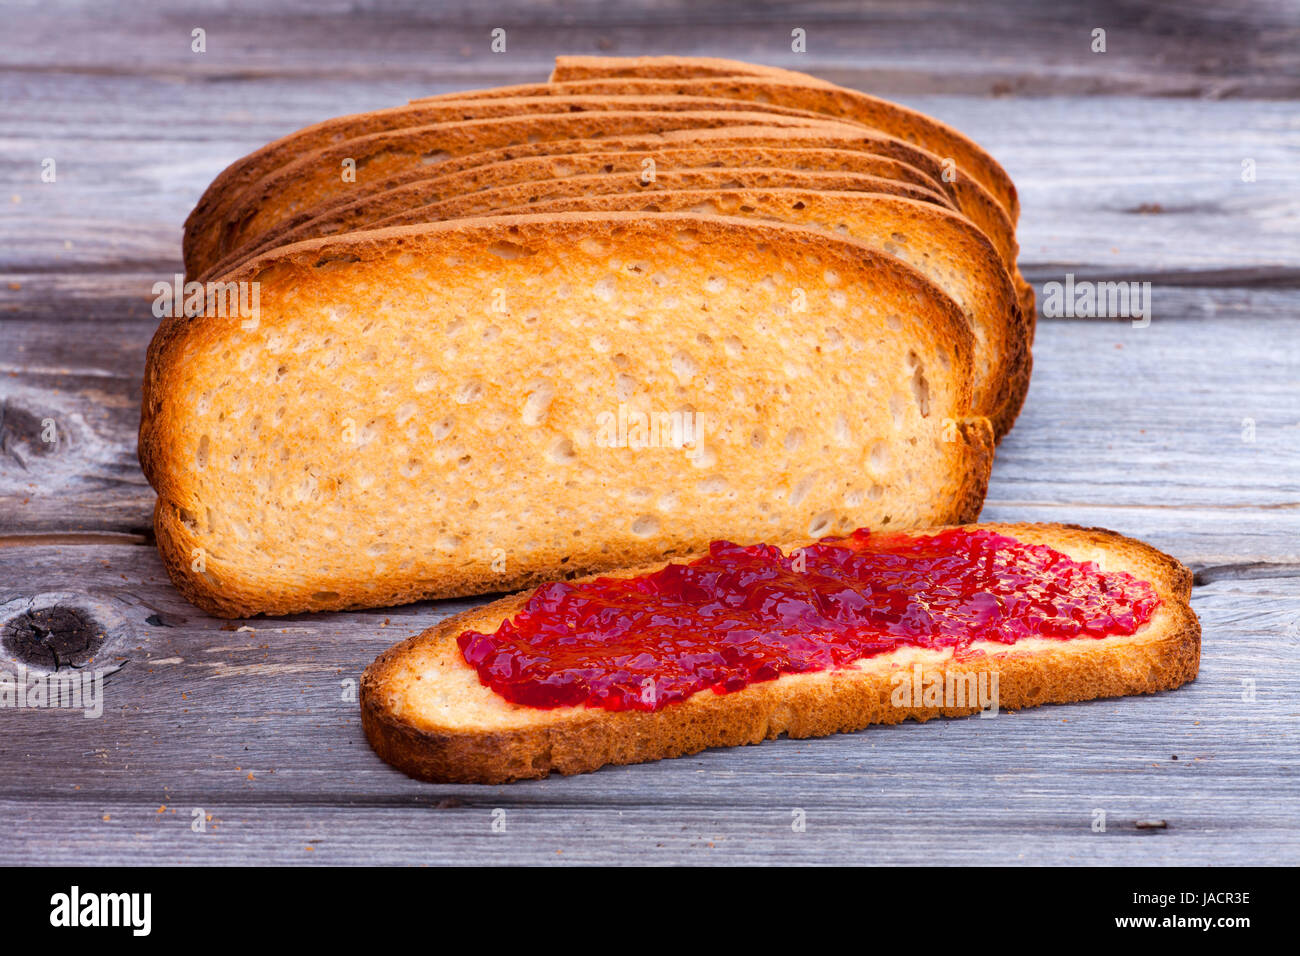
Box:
[360,522,1200,783]
[140,212,994,617]
[545,56,1021,225]
[459,187,1029,439]
[202,164,953,282]
[185,100,849,276]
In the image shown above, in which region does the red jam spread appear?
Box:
[457,528,1161,712]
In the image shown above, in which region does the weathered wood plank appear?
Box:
[5,802,1300,866]
[3,0,1296,97]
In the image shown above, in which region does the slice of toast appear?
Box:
[360,522,1200,783]
[186,103,850,276]
[464,187,1029,439]
[140,212,993,617]
[203,165,952,282]
[547,56,1021,224]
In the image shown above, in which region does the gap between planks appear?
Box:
[2,532,1297,586]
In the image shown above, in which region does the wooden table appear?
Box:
[2,1,1297,865]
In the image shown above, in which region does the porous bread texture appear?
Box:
[140,212,993,617]
[201,152,954,281]
[184,93,845,271]
[545,56,1021,225]
[188,105,854,276]
[205,165,953,283]
[361,522,1200,783]
[462,187,1029,439]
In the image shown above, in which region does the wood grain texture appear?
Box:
[1,0,1297,865]
[4,0,1297,96]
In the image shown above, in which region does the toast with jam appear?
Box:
[140,213,994,617]
[360,523,1200,783]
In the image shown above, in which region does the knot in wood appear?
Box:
[2,605,103,669]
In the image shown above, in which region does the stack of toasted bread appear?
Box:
[141,57,1198,781]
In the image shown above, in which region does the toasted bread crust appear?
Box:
[201,165,953,284]
[547,56,1020,224]
[187,106,856,276]
[183,95,846,272]
[360,523,1199,784]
